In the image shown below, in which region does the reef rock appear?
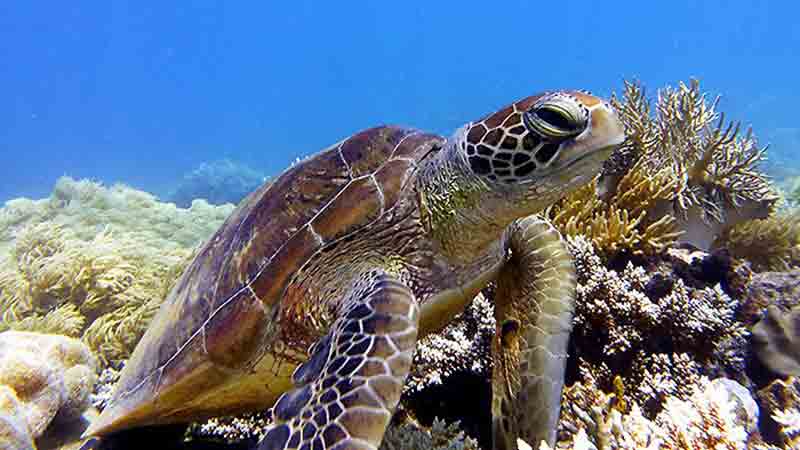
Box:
[167,159,268,208]
[753,305,800,377]
[746,270,800,322]
[0,331,96,445]
[757,376,800,448]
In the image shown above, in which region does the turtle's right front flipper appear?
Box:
[258,270,419,450]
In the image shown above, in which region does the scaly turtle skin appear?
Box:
[85,91,624,450]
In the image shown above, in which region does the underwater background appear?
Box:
[2,0,799,203]
[4,1,800,450]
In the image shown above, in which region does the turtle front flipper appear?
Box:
[259,270,419,450]
[492,216,576,450]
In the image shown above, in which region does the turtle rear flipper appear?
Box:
[259,271,419,450]
[492,216,576,450]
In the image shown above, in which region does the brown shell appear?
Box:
[107,125,444,417]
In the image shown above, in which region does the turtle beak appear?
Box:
[552,100,625,172]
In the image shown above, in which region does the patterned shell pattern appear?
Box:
[108,126,445,406]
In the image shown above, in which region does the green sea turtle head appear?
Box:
[453,90,625,211]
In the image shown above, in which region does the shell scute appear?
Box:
[217,150,350,309]
[391,131,443,159]
[249,224,325,303]
[157,330,208,394]
[373,159,414,209]
[204,288,269,369]
[309,175,384,241]
[99,126,446,431]
[339,126,411,177]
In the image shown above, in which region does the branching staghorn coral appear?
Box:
[0,177,228,367]
[566,235,749,414]
[379,417,479,450]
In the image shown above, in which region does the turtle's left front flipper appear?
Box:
[492,216,577,450]
[258,270,419,450]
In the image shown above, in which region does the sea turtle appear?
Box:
[84,90,624,450]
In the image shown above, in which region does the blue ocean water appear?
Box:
[1,1,798,204]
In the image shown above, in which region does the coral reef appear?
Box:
[0,386,35,450]
[549,375,756,450]
[713,211,800,272]
[0,176,233,256]
[566,235,749,413]
[0,79,790,450]
[752,305,800,377]
[406,293,494,393]
[0,177,231,366]
[0,331,97,447]
[167,159,268,208]
[549,79,778,255]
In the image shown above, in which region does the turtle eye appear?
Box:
[535,107,574,131]
[524,98,588,139]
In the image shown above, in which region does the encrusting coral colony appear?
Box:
[1,79,800,449]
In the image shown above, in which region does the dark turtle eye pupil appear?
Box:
[535,108,574,131]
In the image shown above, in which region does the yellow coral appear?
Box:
[606,79,778,250]
[0,177,225,367]
[0,331,97,441]
[714,211,800,272]
[2,304,85,337]
[551,79,778,257]
[547,161,682,257]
